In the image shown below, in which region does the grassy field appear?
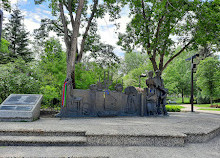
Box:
[175,97,190,104]
[194,104,211,108]
[198,108,220,111]
[166,97,192,104]
[194,103,220,108]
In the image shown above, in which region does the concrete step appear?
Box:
[86,134,186,147]
[0,130,86,136]
[0,136,87,146]
[1,126,219,147]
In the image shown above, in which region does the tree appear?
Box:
[0,0,11,11]
[37,37,66,107]
[123,61,153,88]
[163,51,191,103]
[196,57,220,104]
[4,9,33,62]
[0,38,10,64]
[34,0,120,87]
[118,0,220,73]
[34,0,120,109]
[120,52,149,74]
[84,43,120,69]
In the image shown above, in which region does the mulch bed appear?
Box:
[210,105,220,108]
[40,109,59,118]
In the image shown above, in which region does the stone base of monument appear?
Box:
[0,125,219,147]
[0,113,219,147]
[0,94,43,122]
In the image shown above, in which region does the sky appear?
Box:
[2,0,131,58]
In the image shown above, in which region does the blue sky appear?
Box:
[2,0,130,58]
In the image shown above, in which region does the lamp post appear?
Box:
[0,10,3,41]
[185,54,199,112]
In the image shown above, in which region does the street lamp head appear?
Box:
[185,54,200,61]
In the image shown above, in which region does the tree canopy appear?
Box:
[118,0,220,73]
[34,0,120,89]
[196,57,220,104]
[163,50,192,103]
[0,38,10,64]
[0,0,11,11]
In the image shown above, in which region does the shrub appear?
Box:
[197,91,210,104]
[166,105,183,112]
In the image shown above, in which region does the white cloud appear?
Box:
[24,18,40,33]
[96,6,131,57]
[11,0,27,5]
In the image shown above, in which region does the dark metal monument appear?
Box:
[57,70,168,117]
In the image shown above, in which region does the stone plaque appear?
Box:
[0,94,43,121]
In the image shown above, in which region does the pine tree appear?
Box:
[4,8,33,62]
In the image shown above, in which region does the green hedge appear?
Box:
[166,105,184,112]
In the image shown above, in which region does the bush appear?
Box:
[166,105,183,112]
[197,91,210,104]
[0,59,40,103]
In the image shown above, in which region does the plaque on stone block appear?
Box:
[0,94,43,122]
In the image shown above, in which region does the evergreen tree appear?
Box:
[4,8,33,62]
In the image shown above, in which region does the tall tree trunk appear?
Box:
[59,0,85,108]
[210,97,213,105]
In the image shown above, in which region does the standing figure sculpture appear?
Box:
[154,70,168,116]
[145,71,157,116]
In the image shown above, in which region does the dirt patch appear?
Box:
[40,109,59,118]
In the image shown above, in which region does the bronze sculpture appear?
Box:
[149,70,168,115]
[57,70,168,117]
[145,71,157,116]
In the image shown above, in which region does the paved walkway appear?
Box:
[0,112,219,137]
[0,112,219,157]
[180,104,220,114]
[0,135,220,158]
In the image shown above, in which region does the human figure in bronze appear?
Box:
[154,70,168,115]
[145,71,157,116]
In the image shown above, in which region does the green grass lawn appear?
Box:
[194,104,211,108]
[175,97,190,104]
[198,108,220,111]
[194,103,220,108]
[166,97,191,104]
